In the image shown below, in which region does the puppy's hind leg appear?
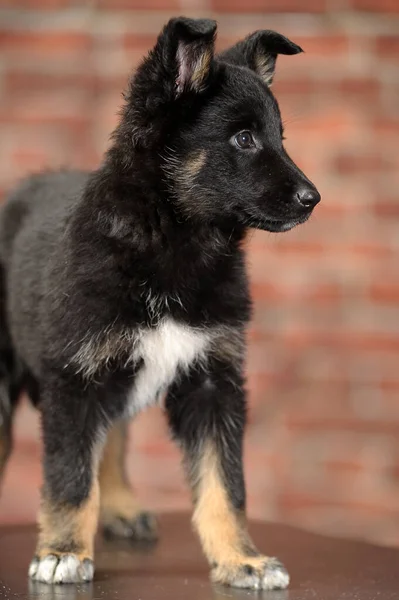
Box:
[99,420,158,542]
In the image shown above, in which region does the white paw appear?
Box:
[212,557,290,591]
[29,554,94,584]
[259,558,290,590]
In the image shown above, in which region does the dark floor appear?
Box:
[1,512,398,600]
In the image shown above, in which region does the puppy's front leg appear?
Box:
[166,353,289,591]
[29,369,106,584]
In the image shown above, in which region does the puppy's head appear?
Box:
[119,17,320,233]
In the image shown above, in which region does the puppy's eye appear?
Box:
[234,131,254,150]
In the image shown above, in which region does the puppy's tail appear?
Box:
[0,368,13,483]
[0,262,22,485]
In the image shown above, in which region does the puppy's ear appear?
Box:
[219,30,302,86]
[171,18,217,94]
[118,17,216,150]
[136,17,217,99]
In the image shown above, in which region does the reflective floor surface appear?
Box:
[0,512,398,599]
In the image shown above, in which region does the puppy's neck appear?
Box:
[72,162,246,263]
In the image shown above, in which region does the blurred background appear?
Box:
[0,0,398,548]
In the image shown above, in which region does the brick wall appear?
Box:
[0,1,399,547]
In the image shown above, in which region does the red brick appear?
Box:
[323,460,364,474]
[371,199,399,218]
[250,282,284,301]
[316,201,363,217]
[123,33,157,52]
[369,283,399,304]
[285,416,399,434]
[2,0,73,8]
[307,283,342,303]
[352,0,399,12]
[98,0,180,8]
[251,282,342,305]
[292,35,349,55]
[212,0,327,11]
[376,36,399,60]
[11,147,55,172]
[380,381,399,392]
[4,71,97,95]
[372,116,399,136]
[218,34,348,56]
[286,108,359,141]
[278,491,399,516]
[274,78,317,95]
[333,152,393,174]
[0,31,92,57]
[283,330,399,354]
[274,241,326,256]
[225,0,327,13]
[348,243,394,258]
[0,109,90,133]
[339,77,380,98]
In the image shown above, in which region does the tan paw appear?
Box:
[102,510,159,542]
[211,556,289,590]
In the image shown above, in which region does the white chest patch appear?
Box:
[128,318,212,414]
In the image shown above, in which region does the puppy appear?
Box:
[0,17,320,589]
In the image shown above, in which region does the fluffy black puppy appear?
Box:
[0,17,320,589]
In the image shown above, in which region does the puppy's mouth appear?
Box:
[239,209,311,232]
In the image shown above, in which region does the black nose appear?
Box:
[296,186,321,209]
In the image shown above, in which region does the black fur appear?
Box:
[0,17,320,587]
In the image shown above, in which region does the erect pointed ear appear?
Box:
[218,30,302,87]
[171,18,217,95]
[142,17,217,99]
[113,18,217,152]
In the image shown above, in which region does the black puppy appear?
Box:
[0,17,320,590]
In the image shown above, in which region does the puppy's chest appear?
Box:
[127,318,212,413]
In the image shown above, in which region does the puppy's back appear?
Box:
[0,170,89,265]
[0,171,90,377]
